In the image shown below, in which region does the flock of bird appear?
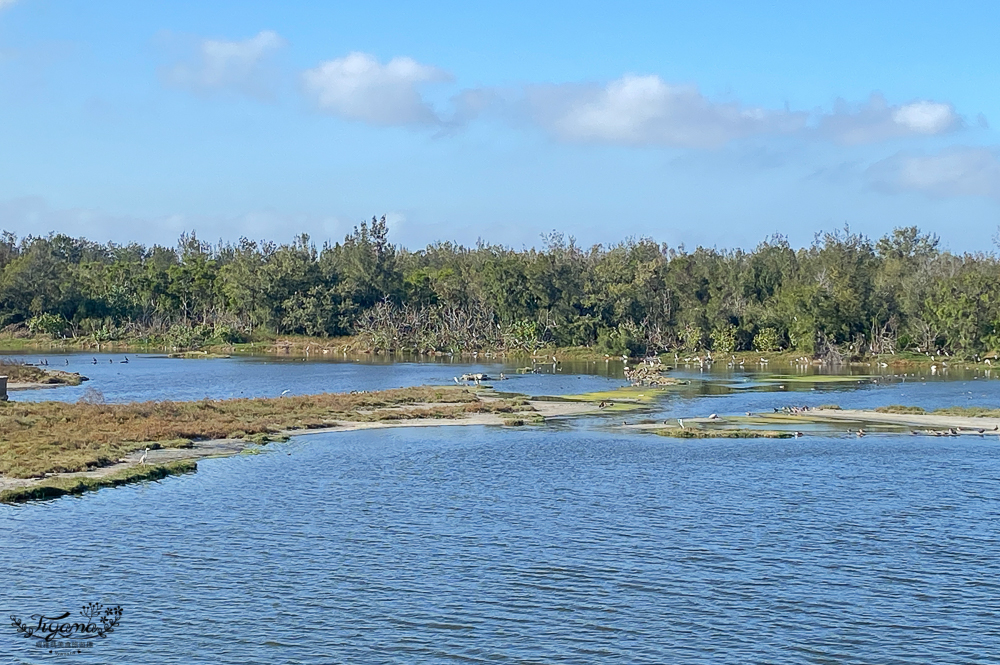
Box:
[31,356,130,366]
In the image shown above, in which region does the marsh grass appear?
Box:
[0,386,528,478]
[876,405,927,414]
[502,413,545,426]
[0,460,197,504]
[654,427,793,439]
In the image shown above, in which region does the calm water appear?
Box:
[3,357,1000,663]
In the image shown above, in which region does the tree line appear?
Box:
[1,218,998,358]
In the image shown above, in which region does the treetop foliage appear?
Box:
[2,219,998,357]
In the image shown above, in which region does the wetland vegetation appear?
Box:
[0,386,532,479]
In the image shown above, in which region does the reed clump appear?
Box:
[0,386,525,478]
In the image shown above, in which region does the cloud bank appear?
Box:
[302,52,451,126]
[869,147,1000,200]
[818,93,960,144]
[165,30,285,98]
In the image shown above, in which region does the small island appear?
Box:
[0,385,597,503]
[1,360,88,397]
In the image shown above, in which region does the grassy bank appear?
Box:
[0,460,197,504]
[0,386,531,478]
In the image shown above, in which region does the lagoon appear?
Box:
[3,356,1000,663]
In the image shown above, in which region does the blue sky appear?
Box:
[1,0,998,251]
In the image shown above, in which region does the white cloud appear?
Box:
[525,75,806,149]
[868,147,1000,199]
[165,30,285,98]
[818,93,960,144]
[0,0,19,10]
[302,52,450,126]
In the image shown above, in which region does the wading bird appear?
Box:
[139,447,149,466]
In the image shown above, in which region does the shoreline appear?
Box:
[3,334,996,368]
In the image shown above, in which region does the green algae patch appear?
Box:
[0,460,197,504]
[554,386,679,410]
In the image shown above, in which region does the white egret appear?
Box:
[139,447,149,466]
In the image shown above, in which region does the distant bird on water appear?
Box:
[121,356,128,364]
[139,447,149,466]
